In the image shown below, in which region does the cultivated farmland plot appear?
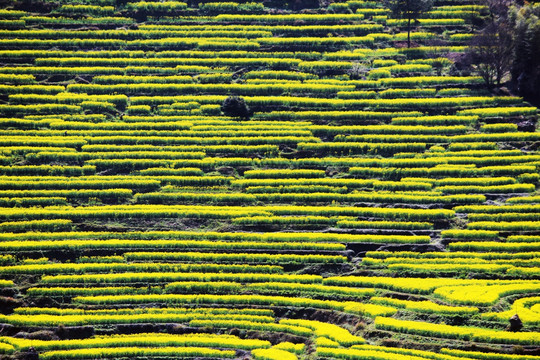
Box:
[0,0,538,359]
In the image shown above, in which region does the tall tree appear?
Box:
[466,20,514,87]
[384,0,433,48]
[508,3,540,104]
[465,0,540,104]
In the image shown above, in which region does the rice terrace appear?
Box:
[0,0,539,358]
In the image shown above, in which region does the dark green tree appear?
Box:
[384,0,433,48]
[508,3,540,104]
[465,0,540,104]
[466,21,514,87]
[221,96,251,120]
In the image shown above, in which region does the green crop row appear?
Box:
[251,192,483,205]
[8,333,269,352]
[71,293,396,319]
[0,239,344,252]
[0,197,67,207]
[124,251,346,264]
[349,166,535,179]
[0,165,94,177]
[1,311,271,328]
[67,82,354,96]
[441,348,540,360]
[0,229,417,243]
[449,242,540,252]
[374,317,540,344]
[0,219,72,233]
[0,262,281,275]
[41,347,234,359]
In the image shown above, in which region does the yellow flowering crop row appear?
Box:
[374,317,540,344]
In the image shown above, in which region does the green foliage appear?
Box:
[384,0,434,47]
[221,96,250,119]
[509,2,540,103]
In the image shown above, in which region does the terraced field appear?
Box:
[0,0,539,359]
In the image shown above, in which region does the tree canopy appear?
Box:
[466,0,540,104]
[384,0,433,48]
